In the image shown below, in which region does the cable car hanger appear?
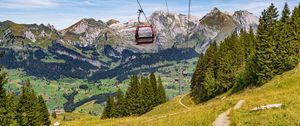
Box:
[135,0,155,45]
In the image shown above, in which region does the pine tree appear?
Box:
[114,88,124,117]
[4,92,18,125]
[281,3,291,22]
[273,3,293,74]
[191,53,205,99]
[202,69,221,100]
[36,95,51,126]
[252,3,279,85]
[157,76,166,104]
[291,4,300,56]
[140,76,154,113]
[123,75,141,116]
[191,41,218,102]
[242,27,257,86]
[217,34,240,91]
[149,73,158,106]
[101,96,115,119]
[6,93,19,125]
[16,80,39,126]
[0,68,8,125]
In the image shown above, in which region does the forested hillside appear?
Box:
[191,3,300,103]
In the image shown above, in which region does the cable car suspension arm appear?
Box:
[137,0,151,25]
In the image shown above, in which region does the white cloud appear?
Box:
[0,0,58,9]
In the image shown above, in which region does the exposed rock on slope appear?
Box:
[233,10,259,32]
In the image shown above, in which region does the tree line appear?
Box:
[191,3,300,103]
[102,73,167,119]
[0,68,50,125]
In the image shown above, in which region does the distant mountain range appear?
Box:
[0,7,259,82]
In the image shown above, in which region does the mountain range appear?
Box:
[0,7,259,82]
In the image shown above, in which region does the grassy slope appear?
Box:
[52,63,300,126]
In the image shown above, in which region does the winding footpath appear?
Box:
[213,100,245,126]
[147,92,191,121]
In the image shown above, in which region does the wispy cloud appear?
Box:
[0,0,59,9]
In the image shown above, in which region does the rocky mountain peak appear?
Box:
[200,7,236,27]
[106,19,120,26]
[233,10,253,16]
[233,10,259,31]
[47,24,56,31]
[211,7,221,14]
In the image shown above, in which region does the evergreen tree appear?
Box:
[114,88,124,117]
[252,3,279,85]
[121,75,143,116]
[202,69,221,100]
[281,3,291,22]
[291,4,300,56]
[16,80,39,126]
[36,95,51,126]
[157,76,166,104]
[101,96,115,119]
[149,73,158,106]
[217,33,243,91]
[273,3,293,74]
[4,92,18,125]
[140,77,154,113]
[242,26,257,86]
[191,41,218,102]
[242,27,256,62]
[0,68,8,125]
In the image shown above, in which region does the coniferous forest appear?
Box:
[102,73,166,119]
[0,63,50,125]
[191,3,300,103]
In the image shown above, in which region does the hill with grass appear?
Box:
[51,63,300,126]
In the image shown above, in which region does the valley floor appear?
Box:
[52,63,300,126]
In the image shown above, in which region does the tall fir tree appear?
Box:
[202,69,221,100]
[291,4,300,56]
[0,68,8,125]
[4,93,19,125]
[274,3,293,74]
[191,41,218,102]
[114,88,124,117]
[123,75,141,116]
[36,95,51,126]
[140,77,154,113]
[149,73,158,106]
[252,3,279,85]
[243,27,257,86]
[16,80,39,126]
[157,76,166,104]
[217,34,237,91]
[101,96,115,119]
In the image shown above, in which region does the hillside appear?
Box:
[0,8,258,112]
[52,63,300,125]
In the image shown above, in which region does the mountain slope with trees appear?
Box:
[52,62,300,125]
[0,62,50,125]
[191,3,300,103]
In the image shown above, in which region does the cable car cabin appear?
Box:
[135,25,155,45]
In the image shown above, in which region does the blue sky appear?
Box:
[0,0,298,30]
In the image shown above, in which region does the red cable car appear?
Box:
[135,25,155,45]
[135,8,155,45]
